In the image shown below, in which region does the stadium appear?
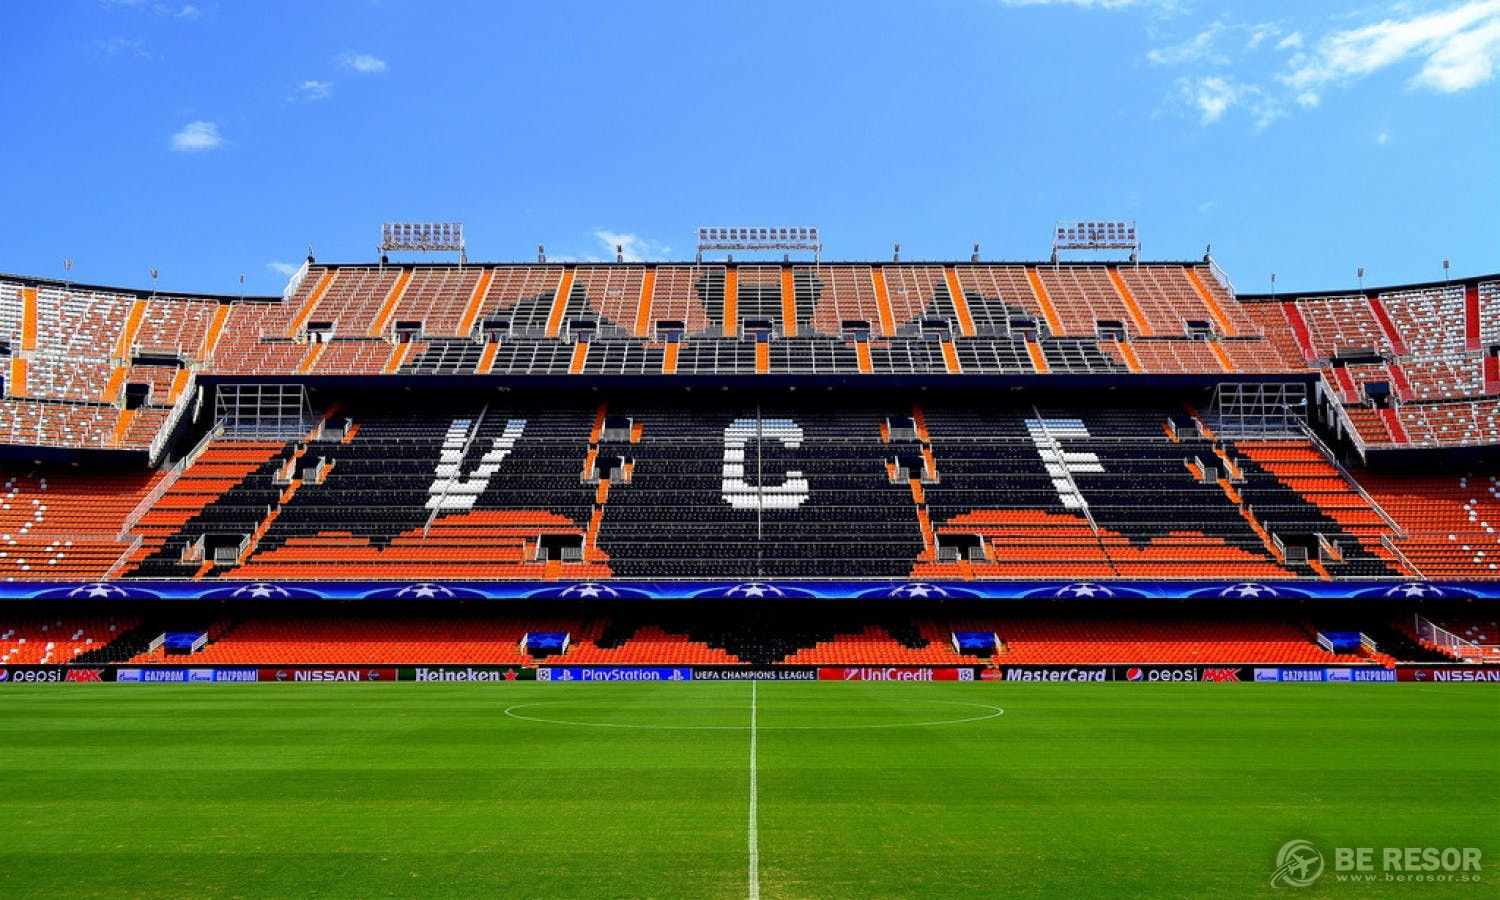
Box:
[2,231,1497,894]
[4,1,1497,896]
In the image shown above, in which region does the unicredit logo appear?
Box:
[842,667,936,681]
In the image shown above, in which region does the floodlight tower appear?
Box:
[380,222,467,266]
[695,227,822,264]
[1051,220,1139,266]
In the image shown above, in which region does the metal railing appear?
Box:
[119,422,222,540]
[147,373,196,465]
[1299,422,1405,536]
[1414,614,1500,662]
[281,259,310,304]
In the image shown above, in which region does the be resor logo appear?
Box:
[1272,839,1483,888]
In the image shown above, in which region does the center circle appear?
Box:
[502,697,1005,731]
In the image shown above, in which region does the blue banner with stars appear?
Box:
[0,579,1494,602]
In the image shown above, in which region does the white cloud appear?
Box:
[1180,75,1237,122]
[1000,0,1171,8]
[296,80,334,101]
[1197,200,1217,213]
[1158,2,1500,129]
[169,120,222,152]
[101,1,200,17]
[593,230,670,262]
[1378,131,1391,143]
[1282,1,1500,94]
[1245,22,1282,50]
[339,52,387,74]
[267,261,299,277]
[1174,76,1282,128]
[1149,22,1230,65]
[92,36,152,59]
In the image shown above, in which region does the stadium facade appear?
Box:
[1,250,1496,670]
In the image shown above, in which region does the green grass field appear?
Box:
[1,684,1495,898]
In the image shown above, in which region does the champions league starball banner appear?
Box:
[1,580,1494,602]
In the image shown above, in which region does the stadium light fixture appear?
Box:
[380,222,466,265]
[893,243,900,263]
[1357,267,1365,293]
[149,267,159,300]
[1270,272,1276,301]
[972,244,980,263]
[1052,220,1139,265]
[1443,258,1450,285]
[696,227,822,262]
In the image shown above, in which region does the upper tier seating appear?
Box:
[1380,286,1467,359]
[1295,295,1392,358]
[1479,281,1500,348]
[386,267,483,338]
[2,266,1495,455]
[134,296,220,359]
[1036,266,1140,337]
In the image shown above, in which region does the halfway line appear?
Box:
[748,680,760,900]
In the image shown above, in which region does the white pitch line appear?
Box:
[748,680,760,900]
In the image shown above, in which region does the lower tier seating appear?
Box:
[1357,469,1500,578]
[0,467,161,581]
[0,615,136,664]
[0,395,1445,580]
[0,604,1435,666]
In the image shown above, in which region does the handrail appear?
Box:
[1299,422,1404,536]
[281,259,310,304]
[1206,257,1236,299]
[1315,380,1370,463]
[1414,613,1494,662]
[105,534,144,579]
[1381,533,1424,580]
[147,373,196,465]
[119,422,221,540]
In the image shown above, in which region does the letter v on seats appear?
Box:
[427,419,528,511]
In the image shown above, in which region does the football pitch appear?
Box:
[1,684,1495,898]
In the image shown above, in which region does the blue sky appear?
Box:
[1,0,1496,296]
